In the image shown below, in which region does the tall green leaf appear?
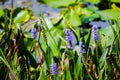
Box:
[99,48,108,69]
[84,0,100,3]
[66,69,72,80]
[75,56,83,79]
[40,62,47,80]
[0,8,4,17]
[0,49,16,80]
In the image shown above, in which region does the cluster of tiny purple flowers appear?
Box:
[31,28,37,39]
[65,29,74,49]
[50,62,58,75]
[79,42,86,54]
[92,25,98,43]
[65,29,86,53]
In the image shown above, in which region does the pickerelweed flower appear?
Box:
[51,62,58,75]
[65,29,74,49]
[92,25,98,43]
[79,42,86,54]
[31,28,37,38]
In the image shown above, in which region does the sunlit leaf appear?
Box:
[0,8,4,17]
[69,9,82,27]
[97,9,120,20]
[111,4,120,10]
[44,0,76,8]
[40,62,47,80]
[66,69,72,80]
[84,0,100,3]
[111,0,120,3]
[14,10,31,23]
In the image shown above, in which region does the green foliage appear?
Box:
[0,8,4,17]
[99,48,108,69]
[13,9,32,23]
[0,0,120,79]
[101,25,115,46]
[68,9,82,27]
[44,0,76,8]
[111,0,120,3]
[97,9,120,20]
[84,0,100,3]
[75,55,83,79]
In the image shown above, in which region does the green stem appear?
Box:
[9,0,13,29]
[40,12,60,56]
[66,20,80,41]
[82,56,93,80]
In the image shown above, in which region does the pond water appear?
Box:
[0,0,120,29]
[0,0,60,19]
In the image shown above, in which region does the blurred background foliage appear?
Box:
[0,0,120,80]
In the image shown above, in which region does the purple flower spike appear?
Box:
[51,62,58,75]
[31,28,37,38]
[65,29,74,49]
[92,25,98,43]
[79,42,86,54]
[65,29,72,41]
